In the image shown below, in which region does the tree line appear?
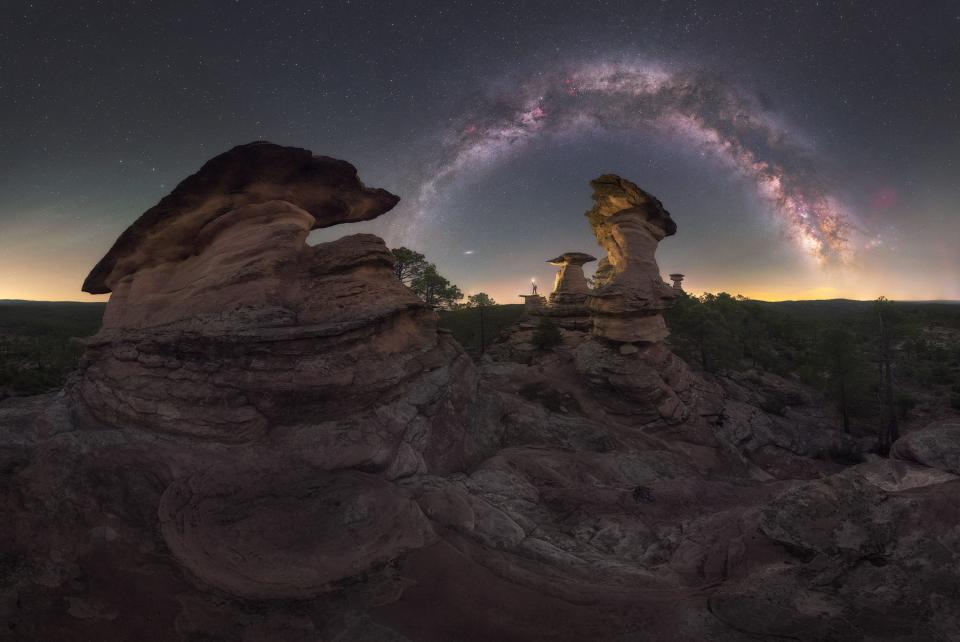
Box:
[665,292,960,451]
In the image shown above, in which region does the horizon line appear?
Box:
[4,297,960,306]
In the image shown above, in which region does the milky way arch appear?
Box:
[406,61,858,263]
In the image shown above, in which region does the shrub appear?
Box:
[895,392,918,419]
[531,318,562,349]
[796,364,821,388]
[826,441,866,465]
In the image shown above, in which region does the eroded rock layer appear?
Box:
[60,142,484,602]
[546,252,595,307]
[70,143,474,467]
[82,141,399,295]
[585,174,679,343]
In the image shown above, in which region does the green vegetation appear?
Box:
[438,304,524,351]
[411,265,463,309]
[0,301,105,398]
[531,317,562,349]
[4,292,960,444]
[466,292,496,308]
[390,247,462,310]
[665,293,960,436]
[390,247,508,350]
[391,247,429,287]
[465,293,497,353]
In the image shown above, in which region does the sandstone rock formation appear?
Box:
[585,174,679,343]
[669,272,685,292]
[546,251,595,306]
[81,141,399,296]
[70,142,475,471]
[61,142,484,603]
[511,251,596,332]
[518,293,546,317]
[892,419,960,475]
[2,148,958,642]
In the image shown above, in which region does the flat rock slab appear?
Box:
[893,420,960,475]
[159,465,435,599]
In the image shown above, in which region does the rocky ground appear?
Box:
[4,337,959,641]
[1,144,958,641]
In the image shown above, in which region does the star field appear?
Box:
[1,1,958,302]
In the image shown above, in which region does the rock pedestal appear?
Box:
[584,174,679,343]
[546,252,596,306]
[669,273,685,293]
[511,251,597,331]
[64,142,481,598]
[518,293,547,316]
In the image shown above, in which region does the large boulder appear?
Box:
[717,464,960,641]
[158,465,436,599]
[892,420,960,475]
[574,339,697,425]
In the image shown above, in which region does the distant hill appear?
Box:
[762,298,960,306]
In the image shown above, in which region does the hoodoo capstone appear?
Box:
[546,252,596,307]
[82,141,400,295]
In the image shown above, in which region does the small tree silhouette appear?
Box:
[467,293,496,353]
[531,317,562,349]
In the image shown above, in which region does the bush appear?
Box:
[825,441,867,465]
[932,363,954,385]
[437,304,524,350]
[796,364,821,388]
[895,392,918,419]
[531,318,562,349]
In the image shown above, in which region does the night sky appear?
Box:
[2,1,958,304]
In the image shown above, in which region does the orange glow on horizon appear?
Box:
[467,274,949,306]
[1,264,956,306]
[0,268,109,303]
[0,275,952,306]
